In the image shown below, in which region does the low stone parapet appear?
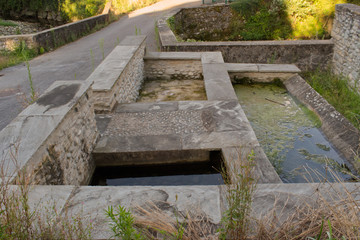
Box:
[0,80,98,185]
[89,35,146,113]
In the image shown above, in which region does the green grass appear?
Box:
[304,69,360,130]
[0,20,18,27]
[0,46,38,71]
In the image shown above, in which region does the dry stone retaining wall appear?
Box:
[332,4,360,91]
[144,59,203,80]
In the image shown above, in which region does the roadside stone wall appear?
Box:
[0,13,109,51]
[0,81,98,185]
[158,10,333,71]
[332,4,360,91]
[144,60,203,80]
[90,36,146,113]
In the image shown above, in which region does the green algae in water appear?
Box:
[234,84,354,183]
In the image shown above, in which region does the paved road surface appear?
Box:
[0,0,201,131]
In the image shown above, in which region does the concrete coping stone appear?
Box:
[0,33,35,39]
[90,35,146,91]
[0,80,92,179]
[118,35,147,46]
[165,39,334,46]
[144,51,202,60]
[19,80,92,117]
[225,63,300,73]
[201,52,224,64]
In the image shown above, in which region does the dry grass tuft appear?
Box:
[133,202,218,240]
[0,144,92,239]
[252,169,360,240]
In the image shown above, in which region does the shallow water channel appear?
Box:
[234,84,355,183]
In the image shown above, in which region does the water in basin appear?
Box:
[234,83,356,183]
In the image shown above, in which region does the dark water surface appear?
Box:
[91,160,224,186]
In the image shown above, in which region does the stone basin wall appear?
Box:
[0,81,98,185]
[144,56,203,80]
[0,36,147,185]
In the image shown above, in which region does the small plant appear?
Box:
[154,23,161,51]
[219,149,257,240]
[22,54,37,104]
[135,25,141,35]
[90,48,95,71]
[98,38,105,60]
[106,205,144,240]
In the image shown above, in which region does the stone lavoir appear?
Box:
[0,4,359,235]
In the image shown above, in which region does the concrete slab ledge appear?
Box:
[225,63,301,73]
[144,52,202,60]
[0,80,93,180]
[12,182,360,239]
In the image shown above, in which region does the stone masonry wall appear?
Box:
[159,9,333,71]
[0,13,109,51]
[144,60,203,80]
[114,45,145,104]
[90,36,146,113]
[332,4,360,92]
[31,86,98,185]
[0,81,98,185]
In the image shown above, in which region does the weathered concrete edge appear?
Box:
[90,35,146,91]
[16,182,360,238]
[0,11,110,51]
[284,74,360,172]
[0,80,95,181]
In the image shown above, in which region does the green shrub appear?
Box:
[230,0,292,40]
[61,0,105,21]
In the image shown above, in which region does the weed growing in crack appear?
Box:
[98,38,105,60]
[90,48,95,71]
[106,205,144,240]
[21,49,38,105]
[219,150,257,240]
